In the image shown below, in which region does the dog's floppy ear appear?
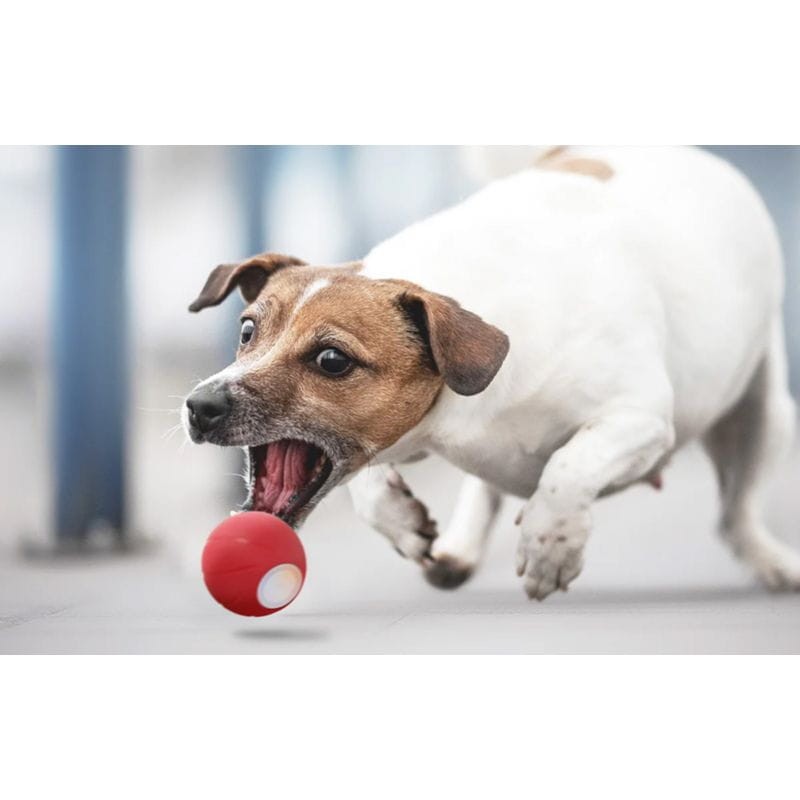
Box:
[398,287,510,396]
[188,253,307,312]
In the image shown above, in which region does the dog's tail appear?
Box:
[461,146,561,184]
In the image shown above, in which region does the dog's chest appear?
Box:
[457,447,548,498]
[430,425,557,499]
[411,386,577,498]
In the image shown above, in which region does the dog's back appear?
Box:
[365,146,783,442]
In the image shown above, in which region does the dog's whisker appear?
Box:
[162,423,185,442]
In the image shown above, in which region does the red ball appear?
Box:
[201,512,306,617]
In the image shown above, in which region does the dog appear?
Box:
[183,145,800,600]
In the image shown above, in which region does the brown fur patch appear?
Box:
[536,147,614,182]
[536,146,567,165]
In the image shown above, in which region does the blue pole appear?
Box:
[238,145,271,257]
[53,146,129,544]
[220,145,273,362]
[331,145,365,259]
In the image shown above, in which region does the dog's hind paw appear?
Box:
[748,539,800,592]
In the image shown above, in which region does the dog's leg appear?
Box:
[349,466,438,563]
[703,324,800,590]
[424,476,503,589]
[517,408,674,600]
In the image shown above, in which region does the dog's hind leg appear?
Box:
[703,322,800,590]
[424,475,503,590]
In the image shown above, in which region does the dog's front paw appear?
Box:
[516,505,590,601]
[354,468,438,564]
[423,553,474,590]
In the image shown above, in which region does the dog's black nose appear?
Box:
[186,383,231,435]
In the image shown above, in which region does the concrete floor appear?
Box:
[3,363,800,654]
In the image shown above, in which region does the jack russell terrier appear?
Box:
[183,145,800,601]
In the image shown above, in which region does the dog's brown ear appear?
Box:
[398,288,509,396]
[188,253,307,312]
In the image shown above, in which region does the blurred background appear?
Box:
[1,146,472,552]
[2,146,800,653]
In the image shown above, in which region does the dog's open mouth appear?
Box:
[245,440,333,523]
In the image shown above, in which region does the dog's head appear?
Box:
[183,253,509,526]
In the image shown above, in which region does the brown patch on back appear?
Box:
[536,146,567,165]
[536,147,614,182]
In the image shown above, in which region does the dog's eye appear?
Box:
[240,319,255,345]
[315,348,353,377]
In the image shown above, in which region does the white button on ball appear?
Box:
[257,563,303,609]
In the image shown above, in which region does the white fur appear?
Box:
[350,146,799,599]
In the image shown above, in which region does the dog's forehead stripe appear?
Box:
[293,278,331,314]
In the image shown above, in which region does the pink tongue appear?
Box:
[259,441,310,513]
